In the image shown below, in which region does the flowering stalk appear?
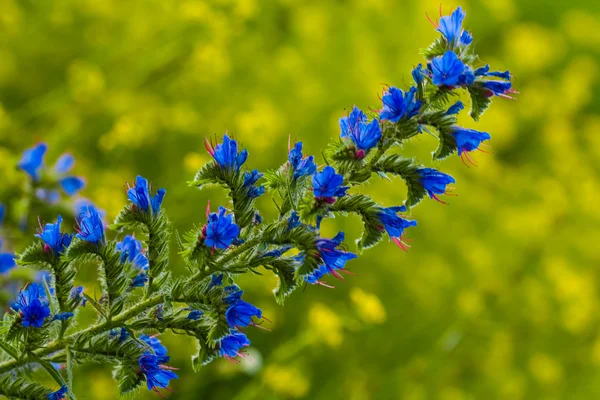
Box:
[0,6,514,399]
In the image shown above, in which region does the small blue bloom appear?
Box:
[287,211,301,230]
[243,169,265,199]
[138,354,178,392]
[36,215,73,255]
[47,385,68,400]
[458,66,475,85]
[219,330,251,358]
[474,64,511,80]
[140,334,168,357]
[204,206,240,249]
[110,327,130,342]
[412,64,425,84]
[187,310,203,320]
[437,7,470,47]
[312,166,349,200]
[0,253,16,274]
[131,272,148,287]
[304,265,331,286]
[446,101,465,115]
[429,51,465,87]
[206,134,248,171]
[76,206,105,244]
[223,285,243,304]
[18,143,47,181]
[226,299,262,328]
[74,198,105,221]
[417,168,456,203]
[460,30,473,46]
[482,80,513,97]
[116,235,149,270]
[253,212,263,225]
[377,207,417,251]
[288,142,317,180]
[210,273,224,288]
[127,176,166,215]
[452,127,491,155]
[54,154,74,174]
[0,204,5,225]
[70,286,87,307]
[262,245,292,258]
[380,87,422,123]
[12,283,51,328]
[59,176,86,196]
[36,189,61,204]
[340,106,382,152]
[53,312,74,321]
[315,232,357,278]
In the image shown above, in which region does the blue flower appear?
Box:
[223,285,243,304]
[52,312,74,321]
[452,127,491,156]
[138,354,178,392]
[417,168,456,203]
[482,80,513,97]
[288,142,317,180]
[11,283,51,328]
[76,206,105,244]
[437,7,472,47]
[262,245,292,258]
[47,385,68,400]
[187,310,203,320]
[35,189,61,204]
[287,211,301,230]
[18,143,47,181]
[109,327,130,342]
[0,204,5,225]
[243,169,265,199]
[131,273,148,287]
[36,215,73,255]
[412,64,425,84]
[340,106,382,152]
[219,330,251,358]
[0,253,15,274]
[446,101,465,115]
[116,235,149,270]
[429,51,465,87]
[70,286,87,307]
[312,166,349,201]
[459,66,475,85]
[377,207,417,251]
[226,299,262,328]
[204,206,240,249]
[210,273,224,288]
[474,64,511,80]
[74,198,105,221]
[380,87,422,123]
[304,265,333,287]
[55,153,86,196]
[140,334,168,357]
[127,176,166,215]
[206,134,248,171]
[304,232,357,284]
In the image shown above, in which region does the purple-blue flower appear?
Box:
[417,168,456,203]
[340,106,382,152]
[52,312,74,321]
[11,283,51,328]
[138,354,178,393]
[116,235,149,270]
[287,211,301,230]
[18,143,47,181]
[131,273,148,287]
[140,334,168,357]
[288,142,317,180]
[482,81,513,97]
[74,198,105,221]
[76,206,105,244]
[312,166,349,201]
[437,7,472,47]
[205,134,248,171]
[377,207,417,251]
[304,232,357,284]
[127,176,166,215]
[223,285,243,304]
[204,206,240,249]
[0,253,15,274]
[36,215,73,255]
[219,330,251,359]
[429,51,466,87]
[412,64,425,85]
[474,64,511,81]
[47,385,68,400]
[243,169,265,199]
[110,327,130,342]
[226,299,262,328]
[446,101,465,115]
[187,310,203,320]
[380,87,422,123]
[209,273,224,288]
[55,153,86,196]
[452,127,492,166]
[70,286,87,307]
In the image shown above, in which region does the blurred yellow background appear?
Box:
[1,0,600,398]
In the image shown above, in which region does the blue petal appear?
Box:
[54,153,75,173]
[60,176,86,196]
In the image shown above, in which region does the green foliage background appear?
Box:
[1,0,600,398]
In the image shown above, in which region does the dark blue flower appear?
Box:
[210,273,224,288]
[377,207,417,251]
[340,106,382,152]
[452,127,491,156]
[417,168,456,203]
[12,283,51,328]
[288,142,317,180]
[446,101,465,115]
[482,80,513,97]
[204,206,240,249]
[116,235,149,270]
[226,299,262,328]
[243,169,265,199]
[474,64,511,80]
[304,265,333,287]
[223,285,243,304]
[138,354,178,392]
[47,385,68,400]
[437,7,472,47]
[140,334,168,357]
[18,143,47,181]
[219,330,250,359]
[380,87,422,123]
[70,286,87,307]
[312,166,349,201]
[131,273,148,287]
[0,253,15,273]
[205,134,248,171]
[303,232,357,284]
[412,64,425,84]
[127,176,166,215]
[429,51,465,86]
[36,215,73,255]
[187,310,203,320]
[287,211,301,230]
[52,312,74,321]
[76,206,105,244]
[458,66,475,85]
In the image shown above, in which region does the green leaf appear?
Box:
[114,361,144,398]
[468,84,492,121]
[192,338,219,371]
[420,36,448,60]
[206,310,230,346]
[267,258,298,305]
[18,242,56,268]
[433,127,458,160]
[0,374,53,399]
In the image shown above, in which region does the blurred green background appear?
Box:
[1,0,600,398]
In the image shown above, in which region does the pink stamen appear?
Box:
[460,152,471,168]
[331,269,344,281]
[261,315,272,323]
[204,138,215,157]
[251,322,272,332]
[205,201,211,219]
[316,281,335,289]
[463,151,479,167]
[426,12,439,28]
[392,237,410,252]
[340,269,356,276]
[431,193,448,205]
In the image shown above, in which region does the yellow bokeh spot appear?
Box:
[308,303,343,347]
[350,288,387,324]
[263,364,310,398]
[234,98,284,151]
[456,290,483,317]
[68,60,106,103]
[561,10,600,47]
[529,353,563,385]
[505,24,565,71]
[184,152,208,174]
